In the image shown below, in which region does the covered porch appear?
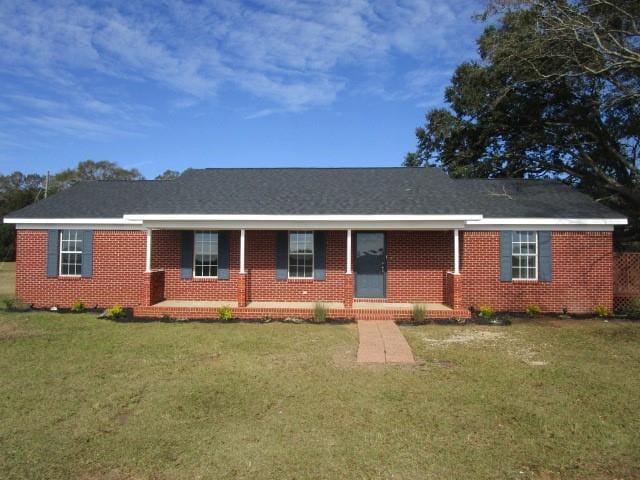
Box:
[132,214,474,320]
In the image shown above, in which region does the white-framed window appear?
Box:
[59,230,83,276]
[512,231,537,280]
[288,231,314,279]
[194,231,218,278]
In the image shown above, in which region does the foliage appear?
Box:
[411,304,426,322]
[70,300,85,313]
[478,305,494,318]
[312,303,328,323]
[218,305,233,321]
[155,169,181,180]
[405,0,640,245]
[526,304,541,316]
[594,304,610,318]
[105,304,125,319]
[2,297,30,311]
[623,298,640,317]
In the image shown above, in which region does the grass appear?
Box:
[0,262,15,297]
[0,312,639,479]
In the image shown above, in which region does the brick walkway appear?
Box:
[356,321,415,364]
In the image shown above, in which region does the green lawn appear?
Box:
[0,262,15,297]
[1,312,639,479]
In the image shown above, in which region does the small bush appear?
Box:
[218,305,233,321]
[526,304,541,316]
[71,300,85,313]
[2,297,15,310]
[594,304,610,318]
[411,304,426,322]
[478,304,494,318]
[623,298,640,317]
[105,304,125,319]
[2,297,30,311]
[312,303,328,323]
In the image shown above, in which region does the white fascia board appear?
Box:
[140,219,470,230]
[123,214,484,222]
[466,217,627,226]
[4,218,142,225]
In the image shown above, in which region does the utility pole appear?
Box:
[44,171,49,199]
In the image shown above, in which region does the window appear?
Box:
[59,230,83,276]
[194,231,218,277]
[512,231,537,280]
[288,231,314,279]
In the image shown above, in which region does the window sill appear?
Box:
[285,278,317,283]
[55,275,84,281]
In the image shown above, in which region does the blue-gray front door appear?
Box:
[355,232,385,298]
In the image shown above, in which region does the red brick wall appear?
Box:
[15,229,146,308]
[460,231,614,313]
[151,230,239,301]
[385,230,453,302]
[246,230,346,302]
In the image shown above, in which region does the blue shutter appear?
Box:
[218,231,230,280]
[181,231,194,279]
[314,231,326,280]
[538,231,552,282]
[81,230,93,278]
[500,231,512,282]
[47,229,59,278]
[276,231,288,280]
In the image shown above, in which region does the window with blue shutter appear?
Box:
[181,231,194,279]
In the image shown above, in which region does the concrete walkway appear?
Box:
[357,321,415,364]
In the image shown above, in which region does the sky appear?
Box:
[0,0,485,178]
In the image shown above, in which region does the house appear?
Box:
[3,167,627,320]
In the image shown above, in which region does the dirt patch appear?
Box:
[0,321,41,340]
[420,330,505,346]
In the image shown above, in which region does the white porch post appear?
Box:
[145,229,152,272]
[346,229,352,274]
[453,228,460,275]
[240,228,246,274]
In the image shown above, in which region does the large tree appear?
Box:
[405,0,639,244]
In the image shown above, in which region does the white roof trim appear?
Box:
[123,214,484,222]
[3,217,142,225]
[466,217,627,226]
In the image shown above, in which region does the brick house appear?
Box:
[4,168,627,320]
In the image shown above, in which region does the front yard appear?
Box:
[1,312,639,479]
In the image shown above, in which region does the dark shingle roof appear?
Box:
[4,167,625,219]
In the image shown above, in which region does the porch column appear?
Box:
[145,229,152,272]
[346,229,352,274]
[240,229,246,274]
[453,228,460,275]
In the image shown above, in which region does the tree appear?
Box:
[53,160,143,191]
[155,169,181,180]
[405,0,640,244]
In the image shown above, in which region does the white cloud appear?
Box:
[0,0,482,135]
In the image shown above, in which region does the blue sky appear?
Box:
[0,0,485,178]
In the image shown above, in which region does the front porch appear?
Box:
[136,225,470,320]
[134,299,470,320]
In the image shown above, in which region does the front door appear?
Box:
[355,232,385,298]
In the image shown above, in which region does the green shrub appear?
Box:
[71,300,85,313]
[594,304,610,318]
[218,305,233,321]
[623,298,640,317]
[526,304,541,316]
[2,297,15,310]
[106,304,125,319]
[411,304,426,322]
[478,304,494,318]
[2,297,30,311]
[312,303,328,323]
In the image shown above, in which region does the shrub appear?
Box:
[411,304,426,322]
[594,304,610,318]
[2,297,30,311]
[526,304,541,316]
[478,304,494,318]
[105,304,125,319]
[71,300,85,313]
[312,303,328,323]
[218,305,233,321]
[2,297,15,310]
[623,298,640,317]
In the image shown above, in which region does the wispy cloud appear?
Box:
[0,0,482,137]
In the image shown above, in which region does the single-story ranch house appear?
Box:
[4,167,627,320]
